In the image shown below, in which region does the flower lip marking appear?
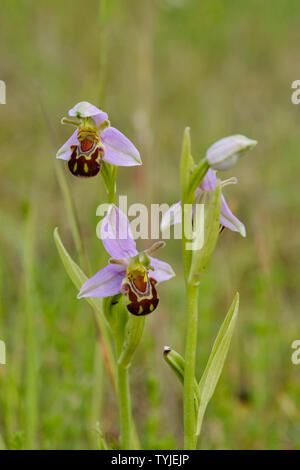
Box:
[120,254,159,316]
[67,117,105,177]
[121,271,159,316]
[81,139,94,152]
[68,142,104,177]
[129,267,149,294]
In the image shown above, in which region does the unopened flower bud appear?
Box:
[206,135,257,171]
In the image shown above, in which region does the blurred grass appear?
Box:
[0,0,300,449]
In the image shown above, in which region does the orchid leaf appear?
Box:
[196,293,239,436]
[53,228,117,384]
[54,227,104,314]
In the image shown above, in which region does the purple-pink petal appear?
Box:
[101,127,142,166]
[56,129,79,160]
[150,257,176,284]
[101,205,138,259]
[220,195,246,237]
[77,264,125,298]
[200,169,218,191]
[69,101,108,121]
[94,112,109,128]
[160,183,245,237]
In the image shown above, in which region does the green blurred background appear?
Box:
[0,0,300,449]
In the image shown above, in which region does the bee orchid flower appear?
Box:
[161,169,246,237]
[78,205,175,316]
[56,101,141,177]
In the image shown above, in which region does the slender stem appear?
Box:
[181,146,197,449]
[115,312,145,449]
[117,365,131,449]
[107,167,117,204]
[101,162,117,205]
[24,204,38,450]
[89,340,104,448]
[179,127,205,449]
[183,283,199,450]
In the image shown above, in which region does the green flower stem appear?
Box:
[180,128,196,279]
[116,313,145,449]
[180,127,198,449]
[117,364,131,449]
[101,162,117,204]
[89,341,104,448]
[103,282,145,450]
[179,127,210,449]
[183,283,199,450]
[107,167,117,204]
